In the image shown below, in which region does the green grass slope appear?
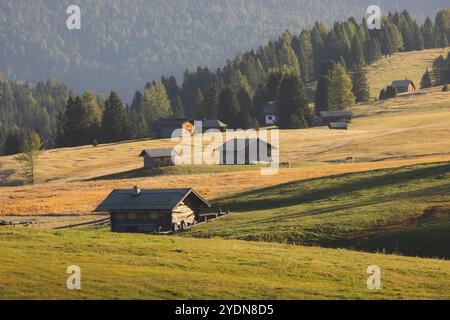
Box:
[0,228,449,300]
[186,162,450,259]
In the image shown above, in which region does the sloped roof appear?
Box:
[215,138,277,151]
[201,119,228,128]
[319,111,353,118]
[262,101,279,115]
[139,148,176,158]
[392,80,416,89]
[94,188,210,212]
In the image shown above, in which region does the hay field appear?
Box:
[366,48,449,98]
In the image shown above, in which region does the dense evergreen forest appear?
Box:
[1,1,449,99]
[1,8,449,154]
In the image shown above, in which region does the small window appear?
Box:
[150,213,159,220]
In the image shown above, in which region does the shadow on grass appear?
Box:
[215,162,450,213]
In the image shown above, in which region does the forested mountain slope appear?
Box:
[0,0,448,99]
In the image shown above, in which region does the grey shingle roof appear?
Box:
[139,148,176,158]
[392,80,415,89]
[94,188,210,212]
[201,119,228,128]
[319,111,353,118]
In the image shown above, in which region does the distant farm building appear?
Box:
[139,148,177,168]
[199,119,228,133]
[328,122,349,130]
[262,101,279,125]
[391,80,416,93]
[95,187,211,233]
[319,111,353,125]
[216,138,275,165]
[151,118,194,139]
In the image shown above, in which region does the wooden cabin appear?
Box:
[215,138,275,165]
[262,101,279,125]
[391,80,416,93]
[151,118,194,139]
[319,111,353,125]
[94,187,211,233]
[139,148,177,168]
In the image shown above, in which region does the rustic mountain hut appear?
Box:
[139,148,177,168]
[94,187,211,233]
[215,138,275,165]
[391,80,416,93]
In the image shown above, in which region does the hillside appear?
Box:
[0,227,449,299]
[0,86,449,215]
[1,1,448,99]
[366,48,449,98]
[186,161,450,259]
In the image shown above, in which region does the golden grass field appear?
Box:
[0,85,449,215]
[367,48,449,98]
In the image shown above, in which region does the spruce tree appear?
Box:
[351,63,370,103]
[420,69,433,88]
[278,75,308,129]
[218,86,240,129]
[328,63,355,110]
[101,92,130,143]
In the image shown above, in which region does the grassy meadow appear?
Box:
[0,227,449,300]
[366,48,449,98]
[186,162,450,259]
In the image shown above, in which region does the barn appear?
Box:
[216,138,274,165]
[391,80,416,93]
[139,148,177,168]
[319,111,353,125]
[151,118,195,139]
[94,187,211,233]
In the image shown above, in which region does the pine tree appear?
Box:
[351,63,370,103]
[364,38,382,64]
[142,82,171,124]
[218,86,240,129]
[101,92,130,143]
[350,36,365,67]
[278,75,308,129]
[199,85,219,119]
[379,88,386,100]
[16,131,43,185]
[237,88,257,129]
[420,69,433,88]
[328,63,355,110]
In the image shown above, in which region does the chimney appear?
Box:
[133,186,141,196]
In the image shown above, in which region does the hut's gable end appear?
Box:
[172,201,195,225]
